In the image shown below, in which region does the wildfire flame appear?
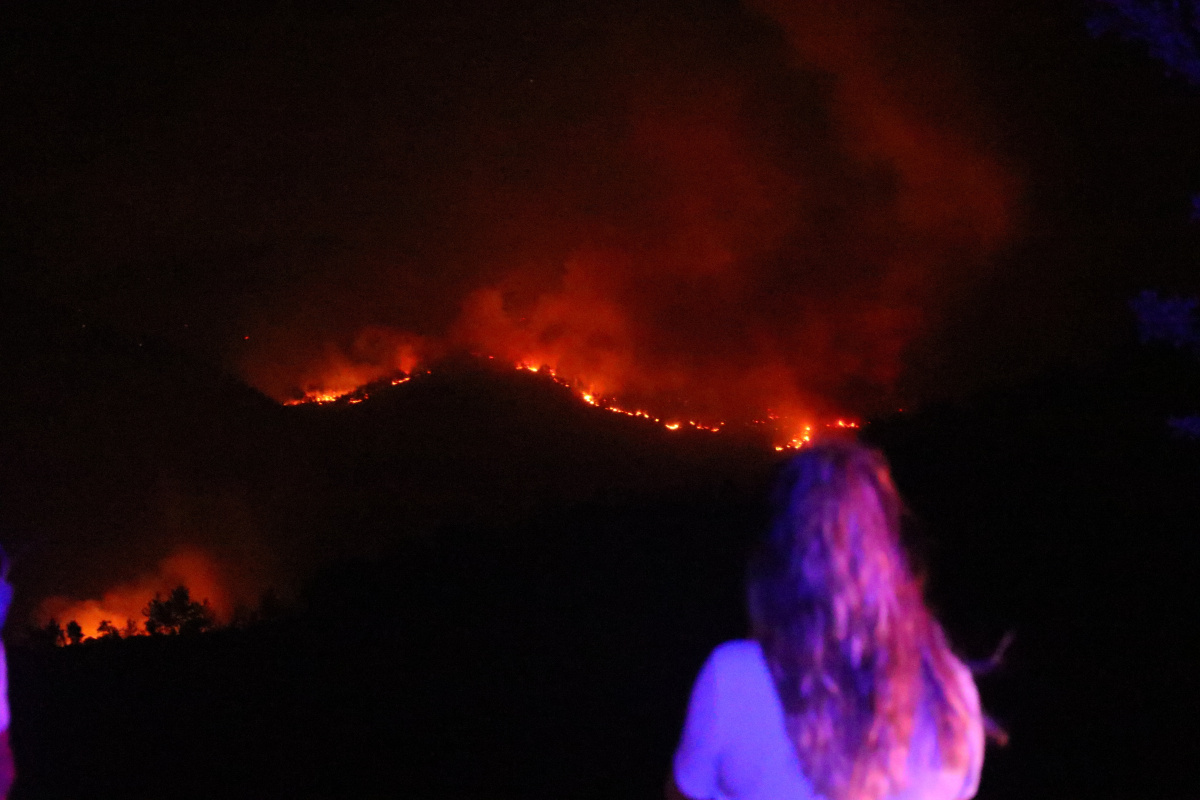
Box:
[283,376,412,407]
[38,549,229,640]
[282,356,859,449]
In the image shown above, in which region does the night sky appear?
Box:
[5,0,1197,413]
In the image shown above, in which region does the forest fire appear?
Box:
[227,0,1014,459]
[282,376,411,407]
[234,0,1017,437]
[281,356,859,450]
[37,549,229,641]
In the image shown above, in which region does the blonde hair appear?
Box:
[747,439,973,800]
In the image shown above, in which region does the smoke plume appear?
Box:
[229,0,1016,420]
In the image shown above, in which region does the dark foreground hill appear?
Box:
[4,319,1200,798]
[0,308,771,626]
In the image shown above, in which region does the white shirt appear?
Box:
[673,640,984,800]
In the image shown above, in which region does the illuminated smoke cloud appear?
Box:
[37,549,229,639]
[239,1,1016,419]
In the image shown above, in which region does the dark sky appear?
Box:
[6,0,1197,421]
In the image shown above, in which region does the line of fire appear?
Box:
[281,356,860,452]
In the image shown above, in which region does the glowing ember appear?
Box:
[281,357,860,450]
[285,391,344,406]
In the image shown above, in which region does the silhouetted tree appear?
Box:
[1087,6,1200,434]
[143,586,215,635]
[28,618,65,648]
[64,620,84,646]
[1131,290,1200,436]
[121,617,140,638]
[1089,0,1200,84]
[97,619,121,640]
[1132,290,1200,350]
[259,587,286,621]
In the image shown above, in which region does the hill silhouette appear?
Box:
[0,308,774,627]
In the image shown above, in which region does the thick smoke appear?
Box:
[230,0,1015,420]
[2,0,1016,416]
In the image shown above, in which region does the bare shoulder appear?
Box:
[711,639,769,678]
[708,638,763,667]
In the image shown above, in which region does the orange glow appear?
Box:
[38,548,230,640]
[266,331,427,406]
[282,356,860,450]
[285,390,345,406]
[236,1,1016,432]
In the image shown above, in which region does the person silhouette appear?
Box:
[669,440,984,800]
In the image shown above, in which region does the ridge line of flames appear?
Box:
[283,357,859,450]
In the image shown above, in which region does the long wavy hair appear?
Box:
[747,439,973,800]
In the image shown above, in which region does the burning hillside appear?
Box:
[233,0,1016,432]
[2,0,1025,641]
[283,356,859,450]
